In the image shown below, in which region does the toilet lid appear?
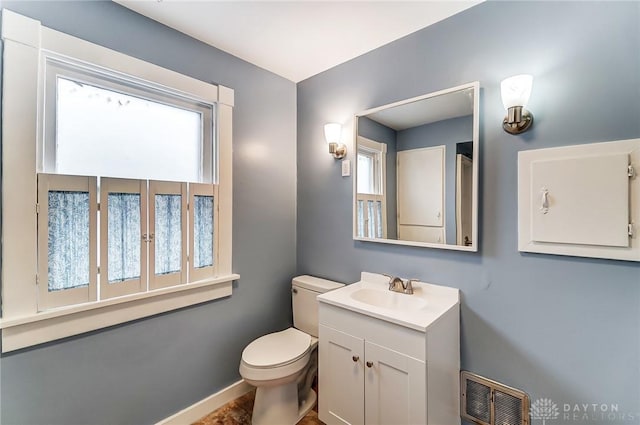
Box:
[242,328,311,368]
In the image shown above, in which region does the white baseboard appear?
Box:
[156,379,253,425]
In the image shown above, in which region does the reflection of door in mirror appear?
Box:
[356,137,387,238]
[456,143,473,246]
[397,146,445,243]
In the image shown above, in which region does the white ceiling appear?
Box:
[115,1,481,83]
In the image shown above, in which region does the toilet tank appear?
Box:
[292,275,344,337]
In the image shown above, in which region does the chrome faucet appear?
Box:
[384,274,416,295]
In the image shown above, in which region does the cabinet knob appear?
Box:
[366,361,373,368]
[352,355,359,362]
[292,288,298,294]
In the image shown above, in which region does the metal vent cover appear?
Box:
[461,371,530,425]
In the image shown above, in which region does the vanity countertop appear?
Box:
[317,272,459,332]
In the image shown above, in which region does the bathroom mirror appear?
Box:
[353,81,479,251]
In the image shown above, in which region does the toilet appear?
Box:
[239,275,344,425]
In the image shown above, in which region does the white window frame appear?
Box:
[0,10,238,352]
[356,137,387,238]
[357,152,380,195]
[41,56,215,183]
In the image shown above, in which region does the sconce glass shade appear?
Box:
[324,122,346,159]
[501,74,534,134]
[324,123,342,145]
[501,74,533,109]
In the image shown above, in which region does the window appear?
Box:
[0,10,237,352]
[356,137,387,239]
[36,57,218,308]
[47,67,212,182]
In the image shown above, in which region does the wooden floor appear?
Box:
[193,390,324,425]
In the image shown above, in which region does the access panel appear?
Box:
[518,138,639,261]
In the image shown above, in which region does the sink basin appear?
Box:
[350,288,427,311]
[317,272,460,332]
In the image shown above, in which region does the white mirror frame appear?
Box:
[353,81,480,252]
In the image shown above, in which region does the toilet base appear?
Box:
[297,388,317,422]
[251,385,316,425]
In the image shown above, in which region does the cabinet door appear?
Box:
[530,153,630,247]
[319,325,365,425]
[364,341,426,425]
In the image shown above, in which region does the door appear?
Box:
[364,341,427,425]
[397,146,445,243]
[456,154,473,246]
[319,325,365,425]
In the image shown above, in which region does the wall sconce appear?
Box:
[501,74,534,134]
[324,123,347,159]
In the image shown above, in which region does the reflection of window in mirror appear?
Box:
[356,137,387,239]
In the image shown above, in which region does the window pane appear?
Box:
[48,191,90,291]
[108,193,141,283]
[56,77,202,182]
[357,200,365,238]
[155,194,182,275]
[194,195,214,269]
[357,154,373,194]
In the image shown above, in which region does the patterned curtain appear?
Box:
[155,194,182,275]
[375,200,383,238]
[193,195,214,268]
[367,200,376,238]
[48,191,90,291]
[357,200,365,238]
[108,193,141,283]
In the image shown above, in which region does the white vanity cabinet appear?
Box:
[318,296,460,425]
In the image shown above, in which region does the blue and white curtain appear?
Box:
[48,191,91,291]
[107,193,141,283]
[155,194,182,275]
[193,195,214,268]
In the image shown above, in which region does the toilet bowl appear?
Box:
[240,328,317,425]
[239,275,344,425]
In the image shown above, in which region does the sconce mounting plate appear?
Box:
[329,142,347,159]
[503,107,533,134]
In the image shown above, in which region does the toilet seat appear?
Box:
[242,328,311,369]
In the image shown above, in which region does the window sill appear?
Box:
[0,274,240,353]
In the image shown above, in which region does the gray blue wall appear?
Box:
[0,2,297,424]
[297,1,640,423]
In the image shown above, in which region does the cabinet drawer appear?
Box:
[320,303,425,361]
